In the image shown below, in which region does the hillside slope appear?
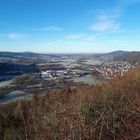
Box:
[93,50,128,60]
[0,67,140,140]
[114,51,140,64]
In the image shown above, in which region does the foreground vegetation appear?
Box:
[0,68,140,140]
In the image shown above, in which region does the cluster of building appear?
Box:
[41,69,90,81]
[40,62,135,81]
[94,63,134,78]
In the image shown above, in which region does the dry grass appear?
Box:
[0,67,140,140]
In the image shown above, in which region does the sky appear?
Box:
[0,0,140,53]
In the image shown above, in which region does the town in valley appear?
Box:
[0,51,138,104]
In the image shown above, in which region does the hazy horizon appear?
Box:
[0,0,140,53]
[0,50,137,55]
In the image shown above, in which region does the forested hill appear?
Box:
[114,51,140,64]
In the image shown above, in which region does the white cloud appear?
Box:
[90,15,121,32]
[66,34,84,39]
[0,33,27,40]
[66,34,96,41]
[84,35,96,41]
[8,33,26,39]
[89,0,140,33]
[33,26,62,32]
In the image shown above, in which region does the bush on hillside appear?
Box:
[0,67,140,140]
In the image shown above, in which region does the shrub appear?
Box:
[0,67,140,140]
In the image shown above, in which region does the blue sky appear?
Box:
[0,0,140,53]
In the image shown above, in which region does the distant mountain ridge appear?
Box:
[0,52,39,58]
[93,50,128,60]
[114,51,140,64]
[0,51,140,64]
[105,50,128,57]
